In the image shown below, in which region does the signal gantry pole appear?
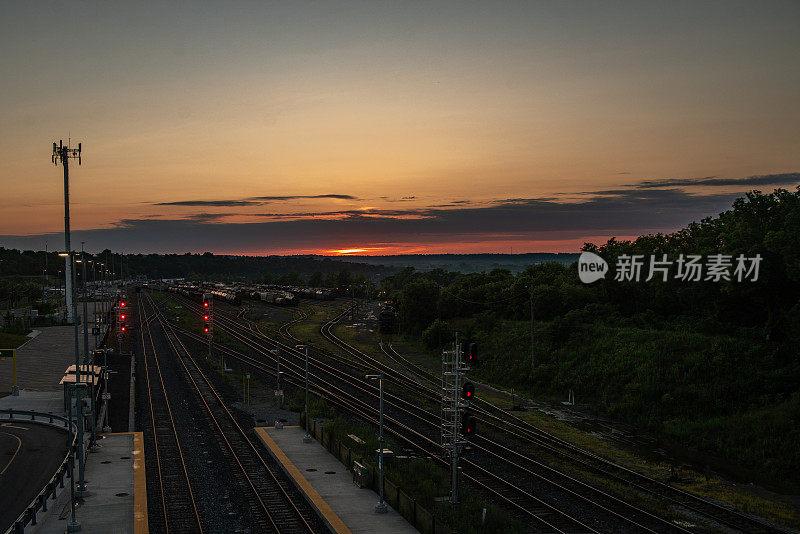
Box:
[441,335,476,506]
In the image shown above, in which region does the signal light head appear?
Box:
[462,382,475,401]
[462,415,476,436]
[467,342,477,365]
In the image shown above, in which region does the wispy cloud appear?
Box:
[183,213,234,222]
[153,193,359,207]
[632,172,800,189]
[155,200,260,207]
[246,194,358,201]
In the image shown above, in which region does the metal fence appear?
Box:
[0,409,78,534]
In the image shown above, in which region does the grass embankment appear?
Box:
[287,303,350,354]
[0,332,30,348]
[390,319,800,529]
[325,321,800,529]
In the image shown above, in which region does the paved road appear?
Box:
[0,422,68,531]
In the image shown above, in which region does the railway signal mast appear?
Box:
[116,299,127,351]
[203,293,222,370]
[441,335,476,505]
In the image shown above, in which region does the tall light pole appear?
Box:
[66,383,80,533]
[79,245,97,447]
[99,262,105,327]
[296,344,312,443]
[80,244,89,364]
[57,269,63,316]
[42,240,48,301]
[366,374,387,514]
[528,284,535,374]
[276,348,284,409]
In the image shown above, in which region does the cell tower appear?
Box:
[52,139,81,323]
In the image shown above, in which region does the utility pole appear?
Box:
[296,344,312,443]
[366,374,387,513]
[276,348,283,409]
[80,243,96,448]
[66,384,80,533]
[81,243,89,364]
[43,240,48,301]
[529,284,535,374]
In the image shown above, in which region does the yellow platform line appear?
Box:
[133,432,148,534]
[102,431,148,534]
[255,427,351,534]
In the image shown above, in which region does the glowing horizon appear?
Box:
[1,2,798,255]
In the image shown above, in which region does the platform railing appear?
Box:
[0,409,78,534]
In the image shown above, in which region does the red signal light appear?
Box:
[120,314,126,321]
[462,415,476,436]
[462,382,474,400]
[203,315,209,321]
[203,324,210,333]
[120,325,126,332]
[120,301,126,307]
[203,301,209,308]
[467,343,477,365]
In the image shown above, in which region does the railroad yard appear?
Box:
[5,4,800,533]
[2,278,797,534]
[104,282,795,534]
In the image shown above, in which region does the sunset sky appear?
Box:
[1,1,798,255]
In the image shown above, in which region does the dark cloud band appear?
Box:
[5,175,797,254]
[633,173,800,189]
[154,193,359,207]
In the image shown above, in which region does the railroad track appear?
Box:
[321,309,794,534]
[140,293,324,534]
[316,312,690,534]
[166,291,796,534]
[138,295,203,534]
[162,292,683,533]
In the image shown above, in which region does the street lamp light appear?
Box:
[366,373,388,514]
[296,344,313,443]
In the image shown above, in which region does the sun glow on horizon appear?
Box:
[329,248,371,255]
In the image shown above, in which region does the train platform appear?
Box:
[0,321,100,396]
[255,426,417,534]
[26,432,146,534]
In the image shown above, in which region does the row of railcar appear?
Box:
[294,287,336,301]
[166,284,239,304]
[208,288,241,305]
[164,282,338,307]
[250,289,296,306]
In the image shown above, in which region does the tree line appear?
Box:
[381,188,800,490]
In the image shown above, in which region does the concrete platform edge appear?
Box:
[254,426,352,534]
[100,431,148,534]
[128,355,135,432]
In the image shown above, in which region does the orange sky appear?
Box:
[1,2,798,254]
